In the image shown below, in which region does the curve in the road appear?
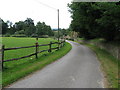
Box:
[8,40,104,88]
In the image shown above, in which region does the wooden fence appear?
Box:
[1,40,65,68]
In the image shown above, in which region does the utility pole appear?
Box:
[58,9,59,42]
[34,0,60,42]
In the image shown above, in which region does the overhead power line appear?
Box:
[33,0,57,10]
[33,0,60,42]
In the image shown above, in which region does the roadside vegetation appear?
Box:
[85,43,118,88]
[2,37,72,87]
[76,38,119,88]
[68,2,120,88]
[68,2,120,41]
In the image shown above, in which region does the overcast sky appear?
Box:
[0,0,72,29]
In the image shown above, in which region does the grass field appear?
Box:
[2,37,57,68]
[3,37,56,57]
[1,37,72,87]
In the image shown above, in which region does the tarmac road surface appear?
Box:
[8,40,104,88]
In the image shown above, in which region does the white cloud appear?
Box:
[0,0,72,29]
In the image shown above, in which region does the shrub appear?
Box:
[4,33,11,37]
[38,35,49,38]
[11,34,26,37]
[31,34,38,38]
[14,30,25,35]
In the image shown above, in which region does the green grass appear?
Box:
[2,37,72,87]
[2,37,58,68]
[2,37,57,61]
[78,41,119,88]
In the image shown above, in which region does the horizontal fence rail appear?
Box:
[1,40,65,68]
[4,45,36,51]
[51,47,59,50]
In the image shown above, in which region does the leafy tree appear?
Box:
[1,18,54,37]
[96,3,120,41]
[24,18,36,36]
[46,26,54,36]
[14,21,25,31]
[68,2,101,39]
[36,22,53,37]
[1,19,8,34]
[68,2,120,41]
[13,18,35,36]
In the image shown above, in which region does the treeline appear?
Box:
[68,2,120,41]
[1,18,54,37]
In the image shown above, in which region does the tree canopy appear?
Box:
[1,18,54,37]
[68,2,120,41]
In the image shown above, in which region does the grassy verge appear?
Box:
[78,41,119,88]
[3,42,72,87]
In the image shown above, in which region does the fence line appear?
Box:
[1,40,65,68]
[4,45,36,51]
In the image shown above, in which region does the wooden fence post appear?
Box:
[35,43,38,59]
[2,45,5,69]
[49,41,52,52]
